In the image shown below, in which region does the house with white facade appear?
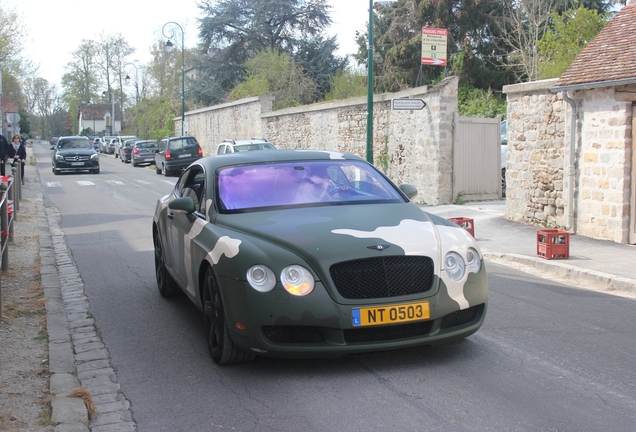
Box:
[78,104,122,136]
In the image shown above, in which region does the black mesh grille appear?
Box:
[343,321,433,344]
[329,256,434,299]
[440,306,479,329]
[262,326,326,344]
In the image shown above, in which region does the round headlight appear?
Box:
[247,265,276,292]
[444,252,466,281]
[466,248,481,274]
[281,265,314,296]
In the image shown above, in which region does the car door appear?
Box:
[165,166,206,290]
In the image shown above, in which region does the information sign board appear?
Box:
[421,28,448,66]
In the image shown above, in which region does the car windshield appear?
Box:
[217,160,404,212]
[136,141,157,149]
[58,139,91,149]
[169,137,198,150]
[234,143,276,152]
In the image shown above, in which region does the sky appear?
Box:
[2,0,371,87]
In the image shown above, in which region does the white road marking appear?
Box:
[76,181,95,186]
[161,180,174,185]
[136,180,151,185]
[105,180,125,185]
[46,182,61,188]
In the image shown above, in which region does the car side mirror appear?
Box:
[399,184,418,200]
[169,196,196,214]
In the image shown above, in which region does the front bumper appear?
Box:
[217,267,488,358]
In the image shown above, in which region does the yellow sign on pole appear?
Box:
[421,28,448,66]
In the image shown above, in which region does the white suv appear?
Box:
[215,138,276,155]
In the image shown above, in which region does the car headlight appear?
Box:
[247,265,276,292]
[90,153,99,161]
[466,248,481,274]
[281,265,314,296]
[444,252,466,281]
[55,154,64,161]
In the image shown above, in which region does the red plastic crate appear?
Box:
[537,229,569,259]
[448,217,474,237]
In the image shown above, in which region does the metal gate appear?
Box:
[453,115,502,201]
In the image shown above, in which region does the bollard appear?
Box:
[1,181,8,271]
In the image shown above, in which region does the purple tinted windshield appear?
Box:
[217,161,403,211]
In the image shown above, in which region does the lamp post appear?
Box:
[102,90,115,135]
[125,63,140,105]
[366,0,374,164]
[162,21,185,137]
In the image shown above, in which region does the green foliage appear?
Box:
[458,86,507,118]
[192,0,333,105]
[323,68,367,101]
[538,7,608,79]
[125,95,177,140]
[228,49,318,110]
[80,128,93,136]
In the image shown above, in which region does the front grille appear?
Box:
[63,155,91,162]
[262,326,326,344]
[330,256,434,299]
[440,306,480,329]
[343,321,433,344]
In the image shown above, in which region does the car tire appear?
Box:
[163,165,170,177]
[132,162,138,167]
[93,168,100,174]
[202,266,255,365]
[156,165,162,175]
[154,229,182,297]
[52,167,58,175]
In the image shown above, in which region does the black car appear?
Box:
[51,136,100,175]
[155,136,202,176]
[119,139,137,163]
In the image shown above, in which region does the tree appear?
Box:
[192,0,333,105]
[324,68,367,101]
[0,4,25,72]
[353,0,514,93]
[537,6,608,78]
[229,49,318,109]
[293,35,348,99]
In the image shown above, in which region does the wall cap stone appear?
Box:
[179,95,275,119]
[503,79,559,95]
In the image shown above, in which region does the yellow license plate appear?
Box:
[351,301,430,327]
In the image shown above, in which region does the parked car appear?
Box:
[92,138,101,151]
[101,136,116,153]
[114,136,140,159]
[131,140,158,167]
[154,136,203,176]
[152,149,488,364]
[51,136,100,175]
[119,139,137,163]
[215,138,276,155]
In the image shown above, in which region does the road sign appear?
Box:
[421,28,447,66]
[391,98,427,111]
[6,113,20,124]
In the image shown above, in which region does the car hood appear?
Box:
[57,149,95,156]
[216,203,475,270]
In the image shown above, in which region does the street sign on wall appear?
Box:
[421,28,448,66]
[391,98,427,111]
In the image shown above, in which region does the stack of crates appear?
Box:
[448,217,475,237]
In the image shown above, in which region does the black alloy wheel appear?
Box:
[154,229,182,297]
[202,266,254,365]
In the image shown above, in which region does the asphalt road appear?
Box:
[34,142,636,431]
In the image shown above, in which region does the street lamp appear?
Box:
[162,21,185,137]
[366,0,397,164]
[125,63,140,105]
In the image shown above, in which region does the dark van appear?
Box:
[155,136,203,176]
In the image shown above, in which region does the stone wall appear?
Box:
[575,87,632,242]
[504,79,634,243]
[504,79,567,227]
[178,77,460,205]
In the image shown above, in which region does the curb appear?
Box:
[484,252,636,295]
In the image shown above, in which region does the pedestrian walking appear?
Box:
[0,133,8,176]
[7,134,27,182]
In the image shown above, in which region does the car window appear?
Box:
[217,160,405,212]
[168,137,198,150]
[136,141,157,149]
[58,139,91,149]
[175,166,206,213]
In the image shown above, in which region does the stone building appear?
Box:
[503,1,636,243]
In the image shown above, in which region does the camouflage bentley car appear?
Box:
[153,150,488,364]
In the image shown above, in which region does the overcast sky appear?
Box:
[2,0,370,87]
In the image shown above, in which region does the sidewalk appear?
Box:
[422,201,636,296]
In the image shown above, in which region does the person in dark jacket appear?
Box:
[0,133,8,176]
[7,134,27,181]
